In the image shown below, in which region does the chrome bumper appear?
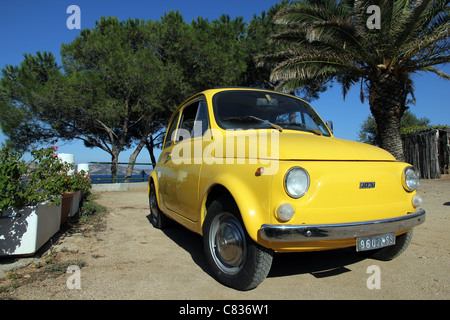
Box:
[260,210,425,242]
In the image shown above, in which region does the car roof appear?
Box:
[183,87,294,103]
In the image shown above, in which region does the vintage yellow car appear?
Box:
[148,87,425,290]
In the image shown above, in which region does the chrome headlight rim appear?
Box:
[284,167,310,199]
[402,166,420,192]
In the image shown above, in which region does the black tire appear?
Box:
[362,230,414,261]
[203,196,273,291]
[149,183,169,229]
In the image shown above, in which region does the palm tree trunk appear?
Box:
[368,75,408,162]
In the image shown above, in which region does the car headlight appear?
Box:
[284,167,310,199]
[402,166,420,191]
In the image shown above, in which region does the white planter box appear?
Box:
[69,190,82,217]
[0,202,61,256]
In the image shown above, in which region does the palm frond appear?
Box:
[418,66,450,79]
[272,1,379,70]
[260,0,449,100]
[388,0,449,67]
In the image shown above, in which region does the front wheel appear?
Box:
[361,230,414,261]
[203,196,273,291]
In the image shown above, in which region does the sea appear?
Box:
[90,174,150,184]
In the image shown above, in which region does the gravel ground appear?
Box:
[1,177,448,300]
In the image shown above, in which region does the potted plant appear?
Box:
[0,146,72,256]
[68,170,91,217]
[58,168,75,225]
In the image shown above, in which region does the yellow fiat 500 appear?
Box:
[149,88,425,290]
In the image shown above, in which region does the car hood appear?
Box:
[213,130,395,162]
[276,133,395,161]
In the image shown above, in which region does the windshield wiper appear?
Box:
[279,123,323,136]
[223,116,283,132]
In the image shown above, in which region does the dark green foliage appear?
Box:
[1,3,332,176]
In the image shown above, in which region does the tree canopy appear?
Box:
[0,8,288,178]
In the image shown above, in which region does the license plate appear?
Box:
[356,233,395,252]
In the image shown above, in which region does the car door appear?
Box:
[158,98,210,222]
[157,109,180,214]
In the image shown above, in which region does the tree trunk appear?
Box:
[123,138,147,182]
[146,134,157,169]
[369,75,408,162]
[111,151,120,183]
[123,115,155,182]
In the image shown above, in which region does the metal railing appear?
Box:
[89,162,156,184]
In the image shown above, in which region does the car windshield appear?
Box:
[212,90,331,136]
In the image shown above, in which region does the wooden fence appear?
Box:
[403,129,450,179]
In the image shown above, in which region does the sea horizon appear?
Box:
[90,174,149,184]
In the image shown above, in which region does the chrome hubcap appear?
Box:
[209,213,246,275]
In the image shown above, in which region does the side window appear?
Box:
[163,111,180,149]
[177,100,209,141]
[192,101,208,138]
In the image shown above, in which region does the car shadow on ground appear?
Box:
[269,249,364,279]
[146,215,366,281]
[145,214,214,277]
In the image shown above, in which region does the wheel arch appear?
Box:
[148,171,161,204]
[201,179,268,244]
[205,184,234,212]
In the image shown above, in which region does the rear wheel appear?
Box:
[203,196,273,291]
[149,183,168,229]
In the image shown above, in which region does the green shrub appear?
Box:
[0,146,92,215]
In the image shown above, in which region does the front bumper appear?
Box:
[260,210,425,242]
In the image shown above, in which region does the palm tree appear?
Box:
[261,0,449,161]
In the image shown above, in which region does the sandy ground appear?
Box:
[1,177,449,300]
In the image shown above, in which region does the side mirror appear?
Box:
[326,121,334,134]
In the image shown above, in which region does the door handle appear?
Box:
[164,152,171,163]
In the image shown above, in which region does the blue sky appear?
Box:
[1,0,449,166]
